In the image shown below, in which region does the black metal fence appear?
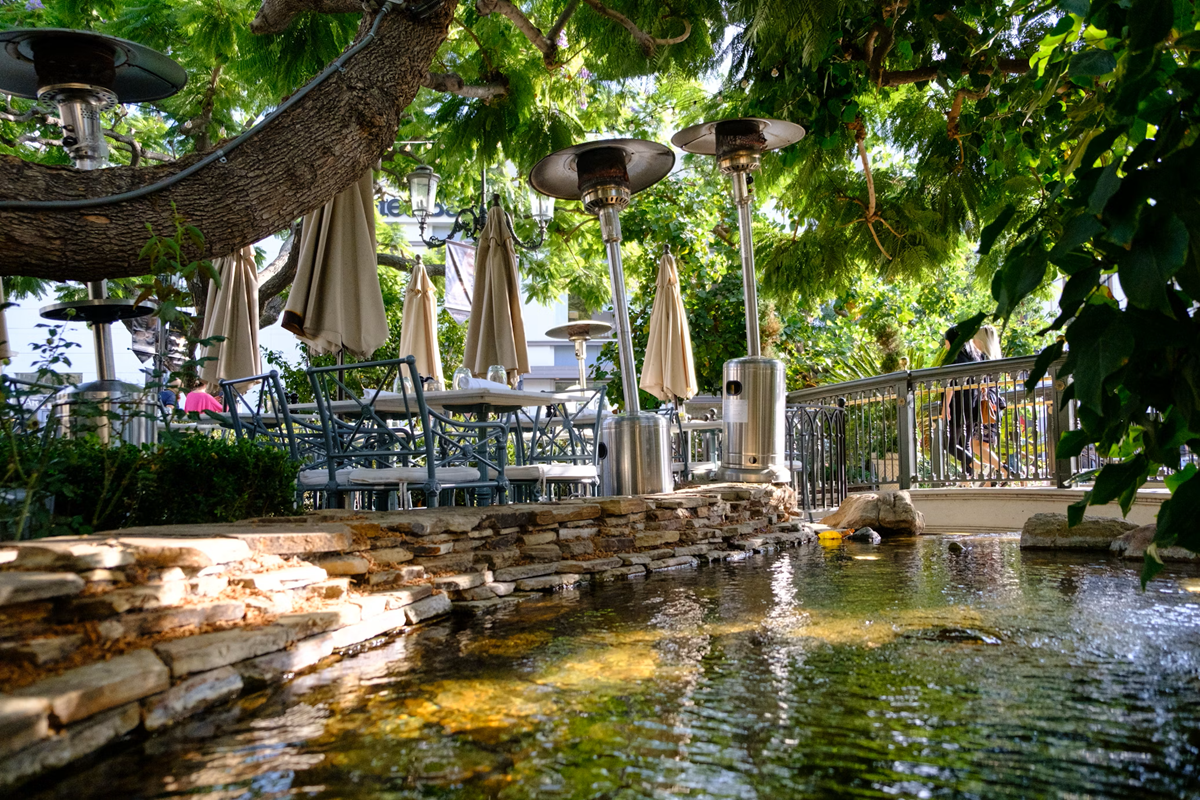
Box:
[786,403,847,514]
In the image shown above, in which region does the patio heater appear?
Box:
[0,28,186,444]
[544,320,612,389]
[671,118,804,484]
[529,139,675,496]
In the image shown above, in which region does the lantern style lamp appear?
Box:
[671,117,805,484]
[530,138,675,496]
[405,164,440,221]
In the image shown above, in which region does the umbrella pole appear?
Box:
[598,205,640,416]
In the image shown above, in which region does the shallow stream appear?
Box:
[31,534,1200,799]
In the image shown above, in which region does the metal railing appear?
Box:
[786,404,847,513]
[787,355,1079,490]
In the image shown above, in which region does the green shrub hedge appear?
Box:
[3,433,299,538]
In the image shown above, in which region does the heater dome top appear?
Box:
[671,117,805,156]
[0,28,187,103]
[528,138,674,202]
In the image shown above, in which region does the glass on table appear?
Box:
[487,365,508,386]
[453,366,472,391]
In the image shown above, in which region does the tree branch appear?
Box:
[476,0,562,67]
[179,64,224,153]
[581,0,690,57]
[879,57,1029,87]
[258,226,301,327]
[423,71,509,99]
[251,0,364,35]
[947,82,991,140]
[547,0,581,45]
[377,251,445,276]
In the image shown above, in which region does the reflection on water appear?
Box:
[31,535,1200,799]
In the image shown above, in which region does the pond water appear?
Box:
[30,535,1200,799]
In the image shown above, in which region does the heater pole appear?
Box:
[730,171,761,358]
[598,205,641,415]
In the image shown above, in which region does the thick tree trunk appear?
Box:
[0,1,456,282]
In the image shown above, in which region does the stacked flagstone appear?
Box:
[0,482,807,788]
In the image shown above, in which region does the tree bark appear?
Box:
[0,1,457,282]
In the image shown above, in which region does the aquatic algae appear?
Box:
[462,630,555,658]
[784,605,988,647]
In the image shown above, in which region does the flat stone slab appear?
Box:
[67,581,188,619]
[233,566,328,591]
[1111,524,1199,561]
[112,601,246,638]
[597,565,647,581]
[492,562,559,582]
[673,545,711,557]
[236,632,337,684]
[0,697,51,758]
[115,536,253,567]
[0,703,140,790]
[516,573,582,591]
[12,648,169,725]
[328,609,409,650]
[375,584,434,609]
[371,547,414,565]
[634,531,680,548]
[451,595,534,615]
[229,529,354,555]
[403,593,452,624]
[616,553,650,565]
[433,573,484,591]
[142,666,243,731]
[0,572,85,606]
[486,581,515,596]
[0,633,85,666]
[314,554,370,575]
[556,557,623,574]
[276,606,362,638]
[595,497,652,515]
[649,556,699,571]
[155,626,293,678]
[1,540,134,571]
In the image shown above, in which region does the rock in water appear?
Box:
[820,491,925,536]
[1019,513,1137,549]
[1110,524,1198,561]
[947,541,966,554]
[846,527,882,544]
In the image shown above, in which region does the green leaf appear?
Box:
[1024,339,1065,392]
[1067,494,1090,527]
[978,205,1017,255]
[1069,49,1116,77]
[1088,163,1120,214]
[1050,213,1104,263]
[1165,462,1197,493]
[1062,304,1134,411]
[1057,427,1093,459]
[1118,245,1172,313]
[1061,0,1090,16]
[1090,453,1148,507]
[1127,0,1175,51]
[1155,471,1200,552]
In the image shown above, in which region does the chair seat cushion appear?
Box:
[346,466,482,485]
[543,464,598,481]
[298,467,353,487]
[504,464,545,481]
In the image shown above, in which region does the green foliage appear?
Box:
[2,432,298,539]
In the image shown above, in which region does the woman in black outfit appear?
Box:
[940,327,984,479]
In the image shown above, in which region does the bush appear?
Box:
[3,433,299,538]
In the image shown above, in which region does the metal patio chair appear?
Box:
[305,356,509,508]
[506,385,606,501]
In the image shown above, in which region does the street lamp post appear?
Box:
[405,164,554,250]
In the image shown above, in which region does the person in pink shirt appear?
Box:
[183,379,225,414]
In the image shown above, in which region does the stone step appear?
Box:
[275,606,363,639]
[142,666,243,731]
[597,565,647,581]
[0,572,85,606]
[0,633,84,666]
[492,562,559,582]
[374,584,434,610]
[154,625,293,678]
[233,566,328,592]
[556,557,623,574]
[648,556,699,571]
[236,632,338,685]
[403,592,452,624]
[0,703,141,790]
[12,648,169,725]
[515,573,582,591]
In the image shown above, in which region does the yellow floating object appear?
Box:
[817,530,844,541]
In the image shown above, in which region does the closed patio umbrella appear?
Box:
[199,245,260,385]
[398,259,444,388]
[463,207,528,383]
[640,250,697,403]
[282,171,388,358]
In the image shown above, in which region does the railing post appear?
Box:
[1048,363,1074,489]
[895,375,914,490]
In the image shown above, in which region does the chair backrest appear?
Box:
[219,370,301,461]
[306,356,435,474]
[1,375,60,436]
[524,386,607,465]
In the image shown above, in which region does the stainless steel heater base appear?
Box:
[599,413,673,496]
[715,356,790,484]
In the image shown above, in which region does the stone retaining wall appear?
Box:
[0,483,809,788]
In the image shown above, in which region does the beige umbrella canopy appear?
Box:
[282,171,388,358]
[0,278,11,363]
[199,245,260,385]
[463,208,529,383]
[640,250,698,403]
[398,259,444,388]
